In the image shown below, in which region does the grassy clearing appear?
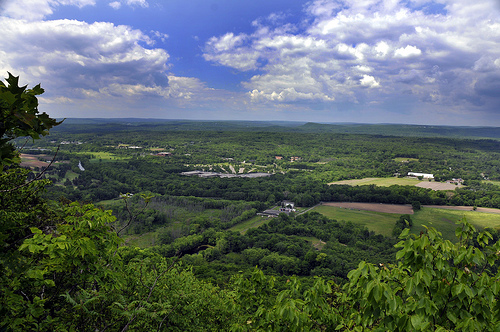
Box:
[229,215,272,234]
[122,231,158,247]
[313,205,500,241]
[97,198,125,208]
[328,177,423,187]
[121,222,187,248]
[64,170,79,181]
[313,205,398,237]
[484,180,500,188]
[298,236,326,250]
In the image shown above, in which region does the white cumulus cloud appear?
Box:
[394,45,422,58]
[202,0,500,119]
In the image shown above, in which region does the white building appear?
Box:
[408,172,434,179]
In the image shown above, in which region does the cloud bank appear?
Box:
[203,0,500,123]
[1,0,500,124]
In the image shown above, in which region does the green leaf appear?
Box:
[399,228,410,238]
[411,314,424,329]
[452,284,464,297]
[30,227,42,234]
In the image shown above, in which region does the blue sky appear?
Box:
[1,0,500,126]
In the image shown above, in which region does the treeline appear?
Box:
[47,158,500,208]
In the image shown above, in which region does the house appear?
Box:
[275,156,283,160]
[280,200,296,212]
[156,152,172,156]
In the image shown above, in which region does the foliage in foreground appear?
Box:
[230,219,500,331]
[0,72,61,167]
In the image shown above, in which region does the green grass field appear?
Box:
[313,205,500,241]
[484,180,500,188]
[64,170,79,181]
[328,177,423,187]
[228,215,272,234]
[313,205,399,237]
[411,208,500,241]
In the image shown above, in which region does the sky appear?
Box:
[1,0,500,126]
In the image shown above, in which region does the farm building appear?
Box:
[155,152,172,156]
[408,172,434,179]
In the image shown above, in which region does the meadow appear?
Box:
[312,204,500,241]
[228,215,272,234]
[328,177,423,187]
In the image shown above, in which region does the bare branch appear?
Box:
[116,194,151,235]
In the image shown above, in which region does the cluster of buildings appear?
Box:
[260,201,296,217]
[117,144,142,149]
[275,156,302,162]
[180,171,272,179]
[59,141,83,145]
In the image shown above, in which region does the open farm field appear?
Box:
[328,177,423,187]
[329,177,464,191]
[314,204,402,237]
[314,204,500,241]
[424,205,500,214]
[412,207,500,241]
[20,153,51,168]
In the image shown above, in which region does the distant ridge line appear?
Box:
[53,119,500,139]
